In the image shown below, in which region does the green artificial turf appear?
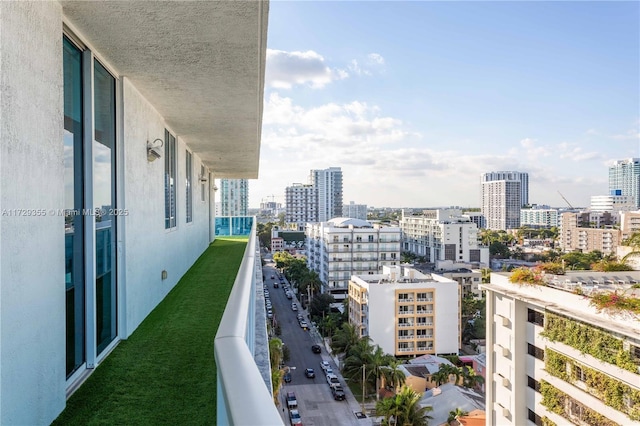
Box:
[53,237,247,425]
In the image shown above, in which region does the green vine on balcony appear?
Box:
[540,312,639,375]
[545,348,640,420]
[541,417,556,426]
[589,291,640,318]
[540,380,618,426]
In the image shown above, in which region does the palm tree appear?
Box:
[343,337,374,386]
[447,408,468,424]
[431,364,461,386]
[460,366,484,389]
[330,322,360,356]
[382,360,406,393]
[394,385,433,426]
[369,346,394,400]
[376,394,402,426]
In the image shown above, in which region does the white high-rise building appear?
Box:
[591,194,637,212]
[219,179,248,216]
[481,179,521,230]
[343,201,367,220]
[306,218,401,301]
[310,167,343,222]
[609,158,640,208]
[348,265,460,356]
[482,171,529,206]
[400,209,489,267]
[481,271,640,426]
[285,183,317,230]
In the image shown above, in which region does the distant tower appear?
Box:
[309,167,343,222]
[609,158,640,208]
[220,179,248,216]
[481,171,529,206]
[481,174,522,230]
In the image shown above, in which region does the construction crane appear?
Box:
[557,190,574,209]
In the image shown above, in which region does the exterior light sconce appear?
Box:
[199,174,208,183]
[147,138,163,162]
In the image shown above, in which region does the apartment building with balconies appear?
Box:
[306,218,401,301]
[481,271,640,426]
[400,209,489,268]
[285,183,317,230]
[559,212,621,254]
[348,265,460,357]
[0,2,270,424]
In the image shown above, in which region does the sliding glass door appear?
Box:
[63,36,118,378]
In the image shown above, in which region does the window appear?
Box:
[527,376,540,392]
[573,365,586,382]
[368,235,374,242]
[527,343,544,360]
[527,308,544,327]
[527,409,542,426]
[398,293,410,301]
[185,150,192,223]
[164,130,177,228]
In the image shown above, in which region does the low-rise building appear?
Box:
[401,209,489,268]
[348,265,460,357]
[481,271,640,426]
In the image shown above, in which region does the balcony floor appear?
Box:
[53,237,247,425]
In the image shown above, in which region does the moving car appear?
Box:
[304,368,315,378]
[311,344,321,354]
[331,385,346,401]
[289,409,302,425]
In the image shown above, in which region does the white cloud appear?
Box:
[265,49,346,89]
[367,53,385,65]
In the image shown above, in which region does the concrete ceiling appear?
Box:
[61,1,268,178]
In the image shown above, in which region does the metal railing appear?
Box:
[214,221,283,425]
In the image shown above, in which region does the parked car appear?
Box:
[331,385,346,401]
[286,391,297,409]
[291,303,298,311]
[320,360,330,372]
[289,409,302,425]
[326,373,340,388]
[311,344,322,354]
[299,321,308,329]
[286,292,293,300]
[283,372,292,383]
[304,368,315,378]
[325,366,333,375]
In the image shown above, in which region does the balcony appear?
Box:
[53,221,282,425]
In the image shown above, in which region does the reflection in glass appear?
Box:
[164,130,176,228]
[64,37,85,378]
[94,60,117,354]
[186,150,193,223]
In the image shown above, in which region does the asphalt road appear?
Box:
[262,259,373,426]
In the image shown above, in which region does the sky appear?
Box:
[248,1,640,209]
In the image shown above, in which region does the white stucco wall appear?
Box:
[0,2,67,424]
[0,5,215,424]
[120,79,211,336]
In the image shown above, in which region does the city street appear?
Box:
[262,260,373,426]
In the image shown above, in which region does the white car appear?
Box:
[320,360,330,372]
[326,373,340,388]
[291,303,298,311]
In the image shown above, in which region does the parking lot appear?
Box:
[262,259,373,426]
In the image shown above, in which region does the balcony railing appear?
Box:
[214,220,283,425]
